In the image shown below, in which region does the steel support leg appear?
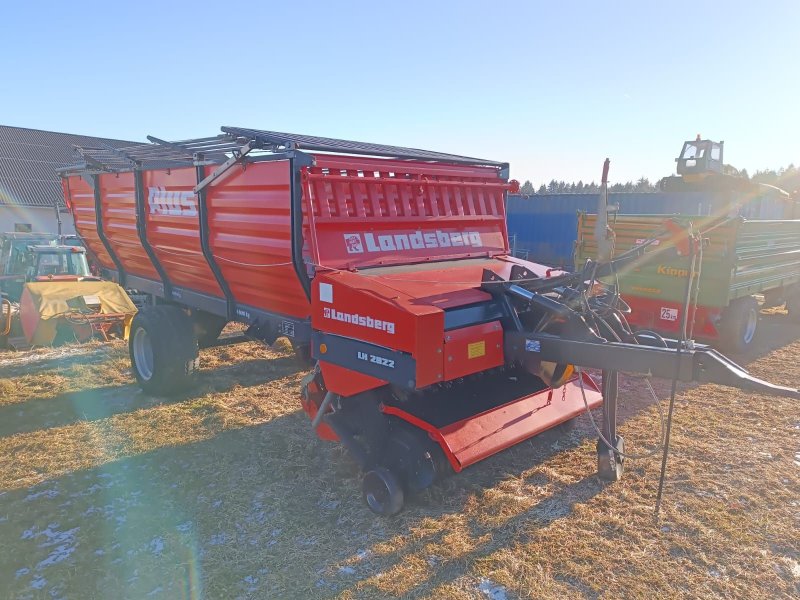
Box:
[597,369,625,481]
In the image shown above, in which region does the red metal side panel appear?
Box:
[443,321,504,380]
[143,168,223,296]
[98,172,159,280]
[63,176,114,270]
[383,373,604,472]
[624,296,721,339]
[302,155,509,270]
[205,160,309,318]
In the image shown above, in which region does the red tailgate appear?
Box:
[302,155,510,271]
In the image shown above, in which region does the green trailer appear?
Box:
[576,213,800,351]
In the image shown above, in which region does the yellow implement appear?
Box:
[19,280,137,346]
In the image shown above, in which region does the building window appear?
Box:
[14,223,32,233]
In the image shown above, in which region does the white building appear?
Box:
[0,125,135,235]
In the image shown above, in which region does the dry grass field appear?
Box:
[0,314,798,599]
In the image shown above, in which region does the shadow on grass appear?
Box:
[0,355,302,439]
[0,408,606,599]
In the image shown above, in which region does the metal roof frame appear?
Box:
[60,127,507,175]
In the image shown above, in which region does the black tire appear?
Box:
[129,305,199,396]
[719,296,759,353]
[192,312,227,349]
[362,467,404,517]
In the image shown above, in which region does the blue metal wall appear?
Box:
[506,192,725,268]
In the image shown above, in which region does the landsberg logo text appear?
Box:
[148,186,198,217]
[343,230,483,254]
[323,307,395,334]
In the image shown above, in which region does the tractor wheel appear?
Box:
[129,305,199,396]
[719,296,759,353]
[362,467,404,517]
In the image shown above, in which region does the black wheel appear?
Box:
[597,435,625,482]
[129,305,199,396]
[719,296,759,353]
[192,312,227,349]
[362,467,404,516]
[384,426,446,493]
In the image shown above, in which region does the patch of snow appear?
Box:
[149,537,165,555]
[147,587,164,597]
[249,511,266,524]
[338,566,356,575]
[208,533,228,546]
[243,575,258,592]
[176,521,193,533]
[16,567,30,578]
[478,578,508,600]
[212,500,223,508]
[355,549,370,561]
[25,489,59,502]
[36,544,77,569]
[0,346,101,368]
[784,558,800,579]
[30,575,47,590]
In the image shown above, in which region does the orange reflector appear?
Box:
[319,343,328,354]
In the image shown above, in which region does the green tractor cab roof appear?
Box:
[676,136,724,177]
[28,245,86,254]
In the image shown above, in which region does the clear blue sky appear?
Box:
[1,1,797,185]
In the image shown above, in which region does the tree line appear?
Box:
[517,164,799,196]
[518,178,657,195]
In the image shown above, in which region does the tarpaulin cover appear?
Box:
[19,281,137,345]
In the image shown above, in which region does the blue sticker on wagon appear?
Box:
[525,339,541,352]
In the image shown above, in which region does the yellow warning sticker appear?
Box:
[467,340,486,359]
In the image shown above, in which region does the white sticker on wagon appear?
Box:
[660,307,678,321]
[147,187,197,217]
[319,282,333,303]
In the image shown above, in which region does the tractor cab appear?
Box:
[27,245,92,282]
[676,136,724,179]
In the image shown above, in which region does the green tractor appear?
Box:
[0,242,95,303]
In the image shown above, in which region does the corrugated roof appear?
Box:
[0,125,137,207]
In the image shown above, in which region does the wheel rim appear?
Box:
[133,327,154,381]
[743,308,758,345]
[365,479,390,513]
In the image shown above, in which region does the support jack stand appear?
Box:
[597,370,625,481]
